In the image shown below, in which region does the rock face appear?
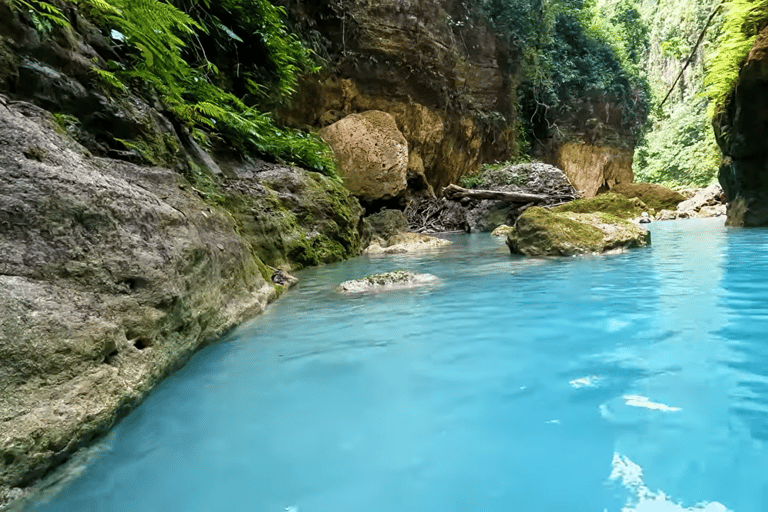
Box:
[0,101,278,502]
[337,271,439,293]
[280,0,520,193]
[507,207,651,256]
[321,110,408,204]
[216,158,364,270]
[554,142,634,198]
[713,25,768,226]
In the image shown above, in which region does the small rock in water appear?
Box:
[638,212,651,224]
[491,224,514,237]
[271,269,298,287]
[337,270,438,293]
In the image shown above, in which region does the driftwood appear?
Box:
[405,197,469,233]
[442,184,548,203]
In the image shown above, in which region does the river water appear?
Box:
[29,218,768,512]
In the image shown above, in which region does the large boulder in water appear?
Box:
[321,110,408,204]
[507,207,650,256]
[609,183,685,214]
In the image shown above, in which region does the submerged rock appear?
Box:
[337,271,438,293]
[507,207,650,256]
[363,232,451,255]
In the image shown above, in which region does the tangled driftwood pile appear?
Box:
[406,163,578,233]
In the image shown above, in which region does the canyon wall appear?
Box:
[713,25,768,226]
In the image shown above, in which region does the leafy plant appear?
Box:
[6,0,336,177]
[2,0,68,34]
[704,0,768,117]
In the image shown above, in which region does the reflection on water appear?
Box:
[26,218,768,512]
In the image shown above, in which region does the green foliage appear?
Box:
[8,0,335,176]
[3,0,68,34]
[633,98,720,186]
[704,0,768,117]
[479,0,649,145]
[609,0,724,187]
[458,175,482,188]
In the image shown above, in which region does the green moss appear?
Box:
[609,183,685,212]
[213,168,362,271]
[553,193,648,218]
[513,207,605,254]
[508,206,650,256]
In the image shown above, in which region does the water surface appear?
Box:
[31,218,768,512]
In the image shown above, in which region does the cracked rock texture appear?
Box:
[0,100,278,503]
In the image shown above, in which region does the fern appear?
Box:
[91,67,126,92]
[13,0,335,177]
[704,0,768,117]
[4,0,69,34]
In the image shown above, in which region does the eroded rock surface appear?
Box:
[321,110,408,204]
[337,271,439,293]
[675,183,726,219]
[363,232,451,255]
[713,25,768,225]
[0,100,279,502]
[554,142,634,198]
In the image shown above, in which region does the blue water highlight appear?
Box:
[29,218,768,512]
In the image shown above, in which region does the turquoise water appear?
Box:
[29,218,768,512]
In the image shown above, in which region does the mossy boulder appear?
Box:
[507,207,651,256]
[609,183,685,213]
[553,192,648,219]
[217,162,365,271]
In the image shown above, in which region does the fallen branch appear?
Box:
[442,184,548,203]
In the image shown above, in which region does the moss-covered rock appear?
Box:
[337,270,439,293]
[609,183,685,213]
[553,193,648,219]
[218,162,364,270]
[507,207,650,256]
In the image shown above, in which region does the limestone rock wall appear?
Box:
[554,142,634,198]
[0,101,278,502]
[713,25,768,226]
[280,0,519,193]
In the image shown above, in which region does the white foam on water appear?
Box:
[610,453,730,512]
[623,395,681,412]
[570,375,603,388]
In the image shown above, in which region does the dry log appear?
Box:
[442,184,548,203]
